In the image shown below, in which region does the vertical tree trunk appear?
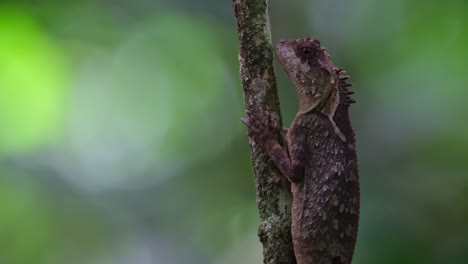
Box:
[232,1,296,263]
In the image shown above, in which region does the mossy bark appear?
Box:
[232,0,296,263]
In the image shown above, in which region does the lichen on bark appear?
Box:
[232,0,296,263]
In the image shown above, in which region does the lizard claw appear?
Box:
[241,117,259,137]
[242,110,276,143]
[240,117,249,125]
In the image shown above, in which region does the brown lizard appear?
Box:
[242,38,359,264]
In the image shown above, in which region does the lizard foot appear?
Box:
[241,110,276,145]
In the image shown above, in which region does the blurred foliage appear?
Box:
[0,7,67,154]
[0,172,51,263]
[0,1,467,264]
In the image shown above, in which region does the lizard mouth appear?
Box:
[275,40,294,65]
[274,39,300,79]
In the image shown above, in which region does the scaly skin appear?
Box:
[242,38,359,264]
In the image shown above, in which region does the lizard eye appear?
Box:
[299,46,314,57]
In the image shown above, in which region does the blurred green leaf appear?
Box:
[0,7,68,154]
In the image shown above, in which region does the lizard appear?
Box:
[242,38,360,264]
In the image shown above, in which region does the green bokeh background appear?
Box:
[0,1,467,263]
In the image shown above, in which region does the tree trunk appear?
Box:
[232,0,296,263]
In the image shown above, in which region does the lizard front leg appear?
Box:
[242,110,304,183]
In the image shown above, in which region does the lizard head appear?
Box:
[275,38,339,113]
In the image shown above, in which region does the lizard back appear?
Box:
[288,91,360,264]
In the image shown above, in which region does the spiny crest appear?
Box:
[335,68,356,105]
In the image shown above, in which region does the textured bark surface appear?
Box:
[232,0,296,263]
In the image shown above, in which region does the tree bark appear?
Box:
[232,1,296,263]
